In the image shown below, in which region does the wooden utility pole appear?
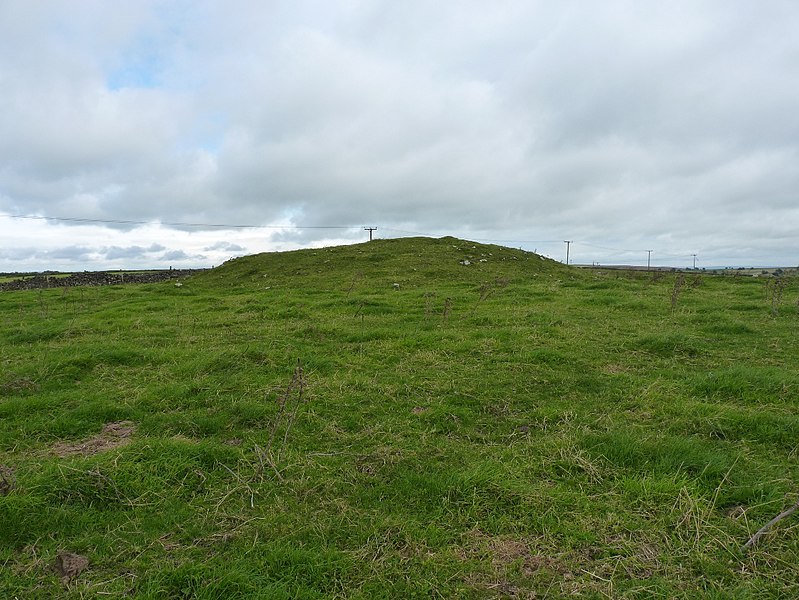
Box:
[564,240,572,265]
[364,227,377,241]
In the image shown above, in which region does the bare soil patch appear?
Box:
[0,465,15,495]
[0,377,39,395]
[51,421,136,457]
[53,552,88,582]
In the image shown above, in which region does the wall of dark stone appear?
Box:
[0,270,205,291]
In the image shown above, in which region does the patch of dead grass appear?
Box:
[458,528,668,597]
[0,377,39,395]
[458,529,574,597]
[51,421,136,458]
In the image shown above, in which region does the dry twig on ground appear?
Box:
[741,498,799,552]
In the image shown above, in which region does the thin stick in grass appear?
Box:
[741,498,799,551]
[264,361,308,476]
[278,361,307,465]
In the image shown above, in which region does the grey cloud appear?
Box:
[101,244,172,260]
[203,241,246,252]
[38,246,96,261]
[269,227,362,246]
[160,250,206,262]
[0,244,183,265]
[1,1,798,267]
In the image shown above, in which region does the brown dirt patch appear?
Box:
[0,377,39,395]
[487,537,569,577]
[0,465,15,495]
[54,552,89,582]
[460,529,572,576]
[51,421,136,457]
[458,529,587,597]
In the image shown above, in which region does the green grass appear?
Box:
[1,236,798,598]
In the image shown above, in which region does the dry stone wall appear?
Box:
[0,269,204,291]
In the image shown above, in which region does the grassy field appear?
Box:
[1,236,798,598]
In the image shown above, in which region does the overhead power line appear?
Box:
[2,213,358,230]
[0,213,720,264]
[576,240,698,260]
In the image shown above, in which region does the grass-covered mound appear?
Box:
[200,235,562,286]
[0,237,798,598]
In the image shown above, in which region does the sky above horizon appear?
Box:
[1,1,798,271]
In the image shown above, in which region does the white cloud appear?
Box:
[1,0,798,269]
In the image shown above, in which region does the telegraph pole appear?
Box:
[564,240,572,265]
[364,227,377,241]
[647,250,652,271]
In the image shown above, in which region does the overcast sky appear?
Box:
[1,1,797,271]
